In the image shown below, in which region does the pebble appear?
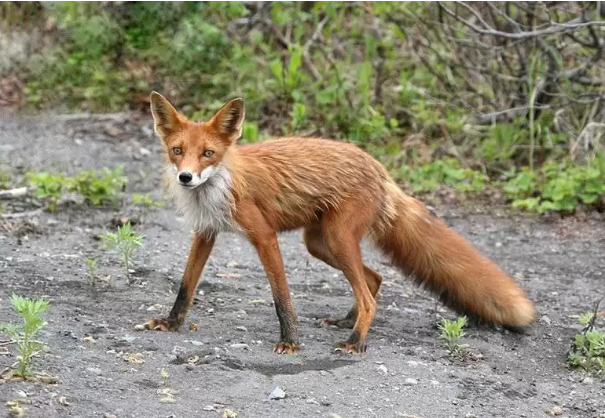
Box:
[582,376,594,384]
[268,386,286,400]
[202,405,215,411]
[134,324,145,331]
[235,326,248,332]
[540,315,552,326]
[546,406,563,416]
[403,378,418,386]
[230,343,249,350]
[86,367,103,375]
[377,365,388,375]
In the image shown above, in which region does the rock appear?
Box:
[305,398,320,405]
[403,378,418,386]
[582,376,594,384]
[86,367,103,375]
[540,315,551,326]
[268,386,286,400]
[377,364,388,375]
[202,405,215,411]
[546,406,563,416]
[230,343,249,350]
[134,324,146,331]
[235,326,248,332]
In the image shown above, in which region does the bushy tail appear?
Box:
[372,183,536,328]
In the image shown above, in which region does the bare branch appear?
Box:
[439,2,605,40]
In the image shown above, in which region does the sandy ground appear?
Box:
[0,109,604,418]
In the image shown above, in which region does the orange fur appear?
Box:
[144,92,536,353]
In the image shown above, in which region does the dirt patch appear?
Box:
[0,109,604,418]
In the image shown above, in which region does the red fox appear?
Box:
[141,92,536,354]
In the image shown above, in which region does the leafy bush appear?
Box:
[26,166,127,210]
[504,156,605,213]
[395,159,488,194]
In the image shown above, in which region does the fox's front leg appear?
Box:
[141,233,215,331]
[235,203,299,354]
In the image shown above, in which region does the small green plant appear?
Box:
[132,193,164,209]
[100,222,143,276]
[395,159,488,194]
[504,156,605,213]
[438,316,468,356]
[25,166,127,210]
[568,302,605,375]
[85,257,99,284]
[0,294,50,378]
[26,172,68,212]
[71,166,127,206]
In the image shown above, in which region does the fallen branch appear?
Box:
[0,187,28,200]
[1,208,43,219]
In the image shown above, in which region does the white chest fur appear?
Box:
[165,164,238,236]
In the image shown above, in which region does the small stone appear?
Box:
[403,378,418,386]
[546,406,563,416]
[377,365,388,375]
[134,324,145,331]
[582,376,594,384]
[159,396,177,404]
[103,414,117,418]
[235,326,247,332]
[202,405,215,411]
[230,343,249,350]
[268,386,286,400]
[86,367,103,375]
[540,315,551,326]
[305,398,320,405]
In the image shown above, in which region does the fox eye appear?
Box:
[172,147,182,155]
[203,150,214,158]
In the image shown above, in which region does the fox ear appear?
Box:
[209,98,245,142]
[150,91,185,137]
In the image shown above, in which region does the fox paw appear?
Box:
[135,318,181,332]
[273,342,298,354]
[334,339,366,354]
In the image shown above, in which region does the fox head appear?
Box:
[150,91,245,189]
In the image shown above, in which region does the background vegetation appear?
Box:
[1,1,604,213]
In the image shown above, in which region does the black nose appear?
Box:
[179,172,193,184]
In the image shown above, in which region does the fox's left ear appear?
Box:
[209,98,245,143]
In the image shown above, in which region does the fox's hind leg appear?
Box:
[319,199,378,354]
[304,224,382,329]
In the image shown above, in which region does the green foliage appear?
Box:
[0,294,50,378]
[568,310,605,375]
[85,257,99,285]
[100,222,143,275]
[438,316,467,356]
[504,156,605,213]
[71,166,127,206]
[26,166,127,211]
[25,172,66,212]
[395,159,488,194]
[132,193,164,209]
[4,2,605,215]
